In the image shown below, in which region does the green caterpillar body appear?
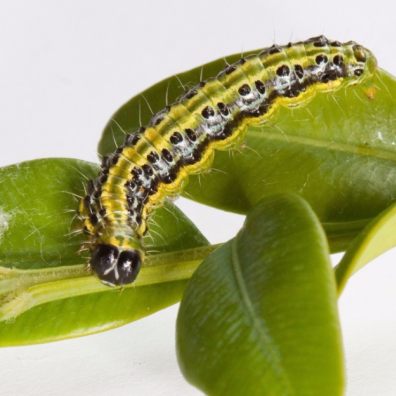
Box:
[80,35,377,286]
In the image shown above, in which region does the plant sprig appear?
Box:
[0,55,394,394]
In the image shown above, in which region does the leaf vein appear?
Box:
[230,238,293,394]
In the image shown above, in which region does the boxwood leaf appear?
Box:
[335,201,396,293]
[98,49,396,251]
[0,158,208,345]
[176,194,344,396]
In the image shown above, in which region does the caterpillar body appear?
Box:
[80,35,377,286]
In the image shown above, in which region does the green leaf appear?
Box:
[176,194,344,396]
[335,201,396,294]
[0,158,209,345]
[98,49,396,251]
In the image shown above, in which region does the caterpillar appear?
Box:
[79,35,377,286]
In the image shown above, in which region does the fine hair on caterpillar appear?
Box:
[79,35,377,286]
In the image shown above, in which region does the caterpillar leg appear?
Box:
[90,244,142,286]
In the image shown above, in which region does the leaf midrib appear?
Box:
[249,129,396,162]
[230,238,293,395]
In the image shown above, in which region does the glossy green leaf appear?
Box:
[0,159,209,345]
[176,194,344,396]
[336,201,396,294]
[98,49,396,251]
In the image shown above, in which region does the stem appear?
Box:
[0,244,220,321]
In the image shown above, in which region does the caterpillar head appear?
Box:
[90,244,142,286]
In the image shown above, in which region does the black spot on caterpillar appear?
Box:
[79,35,377,286]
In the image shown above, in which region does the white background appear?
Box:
[0,1,395,395]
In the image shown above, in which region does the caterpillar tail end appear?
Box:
[90,244,142,286]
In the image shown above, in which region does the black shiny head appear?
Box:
[90,244,142,286]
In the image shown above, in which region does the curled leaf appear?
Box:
[177,194,344,396]
[336,201,396,294]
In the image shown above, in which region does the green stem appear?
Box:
[0,244,220,321]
